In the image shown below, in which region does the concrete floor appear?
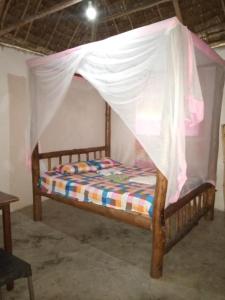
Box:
[0,200,225,300]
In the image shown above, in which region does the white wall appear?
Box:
[215,47,225,211]
[0,47,36,210]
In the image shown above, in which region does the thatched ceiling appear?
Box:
[0,0,224,55]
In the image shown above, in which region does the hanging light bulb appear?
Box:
[86,1,97,21]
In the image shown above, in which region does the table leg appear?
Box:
[2,205,14,290]
[2,205,12,253]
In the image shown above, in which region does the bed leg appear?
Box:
[150,170,167,279]
[33,193,42,221]
[150,221,166,279]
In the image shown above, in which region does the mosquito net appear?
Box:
[27,17,225,207]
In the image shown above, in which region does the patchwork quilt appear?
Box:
[39,165,156,217]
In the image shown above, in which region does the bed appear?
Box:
[29,17,225,279]
[32,104,215,279]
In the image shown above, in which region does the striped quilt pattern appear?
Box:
[39,166,156,217]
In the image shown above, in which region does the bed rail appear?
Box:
[164,184,214,253]
[39,146,107,171]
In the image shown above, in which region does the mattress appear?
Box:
[39,165,156,217]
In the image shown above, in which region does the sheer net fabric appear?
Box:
[27,17,225,207]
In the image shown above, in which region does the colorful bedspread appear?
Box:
[39,165,156,217]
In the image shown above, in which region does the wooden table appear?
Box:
[0,191,19,290]
[0,191,19,253]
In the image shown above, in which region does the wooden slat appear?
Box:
[39,146,106,159]
[24,0,42,42]
[48,158,51,171]
[193,197,197,215]
[0,0,12,29]
[0,0,82,36]
[0,0,6,19]
[165,213,203,253]
[45,10,64,48]
[198,195,201,211]
[14,0,30,37]
[67,21,81,48]
[164,183,213,219]
[175,211,179,232]
[99,0,172,24]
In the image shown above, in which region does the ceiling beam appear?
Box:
[45,10,64,48]
[0,0,82,37]
[172,0,183,23]
[24,0,42,42]
[99,0,172,24]
[14,0,30,37]
[221,0,225,17]
[0,1,6,18]
[67,22,81,48]
[0,0,12,29]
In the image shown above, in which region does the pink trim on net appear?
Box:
[192,33,225,67]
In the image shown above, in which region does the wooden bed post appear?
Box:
[151,170,168,278]
[105,103,111,157]
[32,144,42,221]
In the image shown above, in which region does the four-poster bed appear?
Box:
[32,103,215,279]
[29,17,225,279]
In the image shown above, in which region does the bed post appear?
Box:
[32,144,42,221]
[151,170,168,278]
[105,103,111,157]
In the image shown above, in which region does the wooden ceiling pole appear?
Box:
[91,22,97,42]
[24,0,42,42]
[172,0,183,23]
[14,0,30,37]
[0,0,12,29]
[103,0,120,34]
[99,0,172,24]
[0,0,6,19]
[45,10,64,48]
[122,0,133,30]
[67,22,81,48]
[221,0,225,16]
[0,0,82,37]
[157,5,163,19]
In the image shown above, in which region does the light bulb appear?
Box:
[86,1,97,20]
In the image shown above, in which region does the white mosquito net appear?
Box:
[27,17,225,207]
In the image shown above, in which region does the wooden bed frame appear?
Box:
[32,103,215,279]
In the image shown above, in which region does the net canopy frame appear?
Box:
[28,17,225,279]
[27,17,225,207]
